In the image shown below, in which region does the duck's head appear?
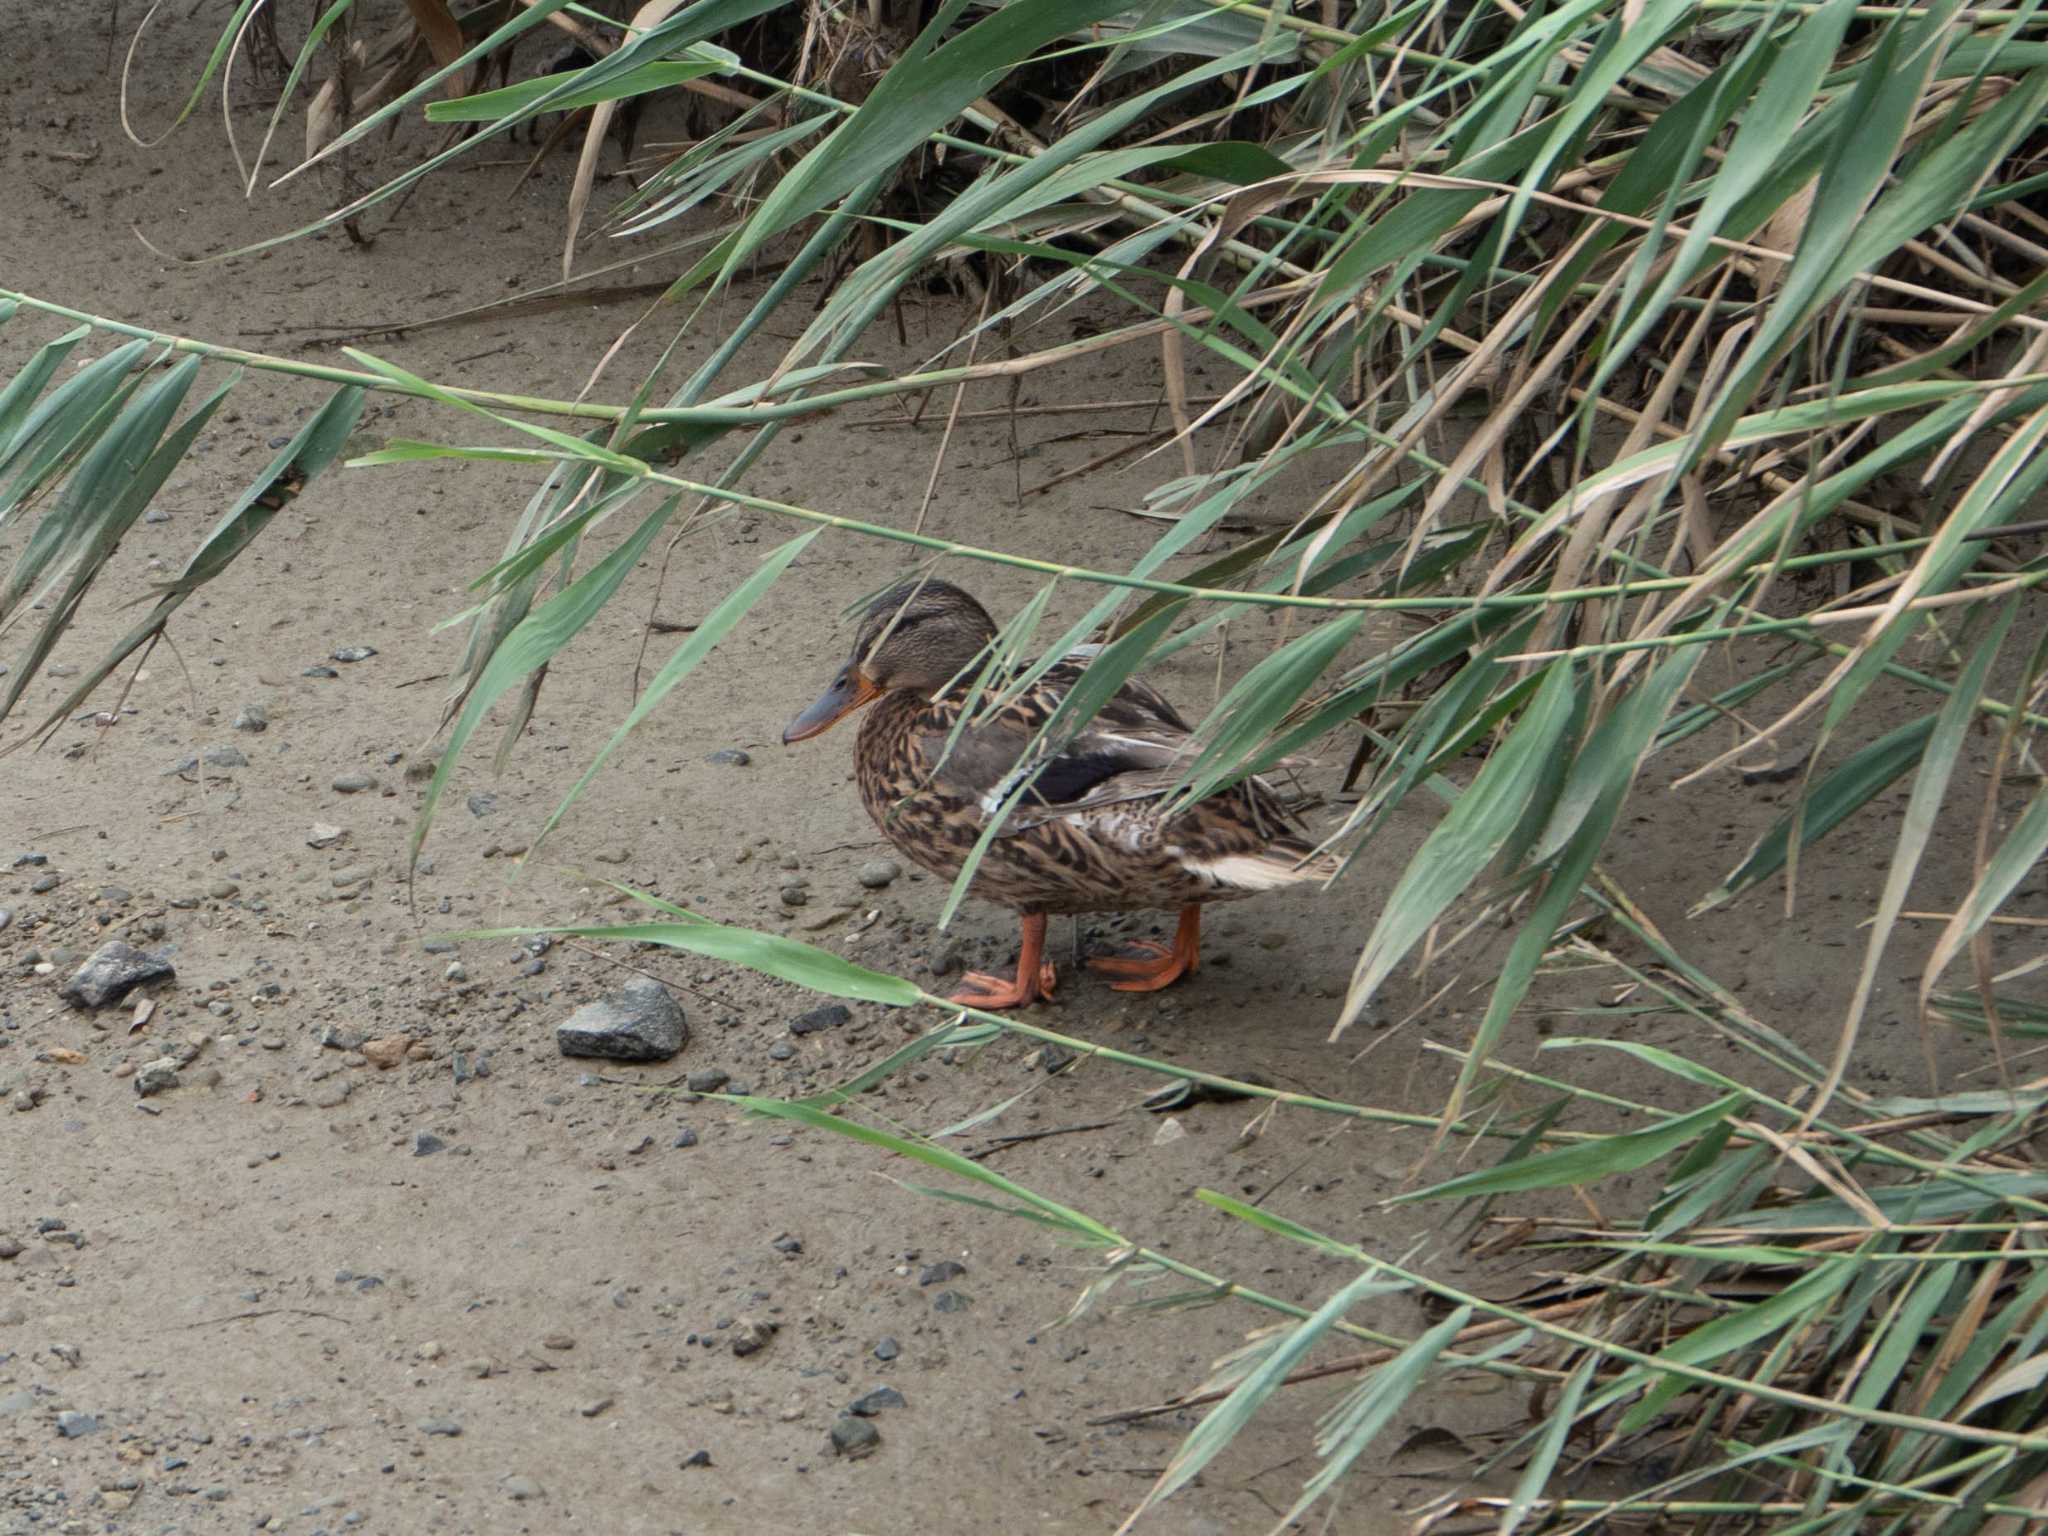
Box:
[782,578,998,744]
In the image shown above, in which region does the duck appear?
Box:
[781,577,1333,1009]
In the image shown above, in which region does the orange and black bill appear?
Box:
[782,665,881,743]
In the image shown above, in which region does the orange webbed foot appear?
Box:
[947,960,1057,1010]
[1087,907,1202,994]
[946,914,1056,1009]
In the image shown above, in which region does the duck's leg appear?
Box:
[1089,905,1201,992]
[949,913,1058,1009]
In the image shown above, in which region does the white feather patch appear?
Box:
[1185,853,1316,891]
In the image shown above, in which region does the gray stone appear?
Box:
[919,1260,967,1287]
[331,646,378,663]
[555,978,687,1062]
[504,1477,543,1501]
[202,746,247,768]
[791,1003,851,1037]
[731,1318,776,1357]
[318,1026,364,1051]
[848,1386,905,1417]
[331,865,373,888]
[685,1069,729,1094]
[29,872,57,893]
[412,1131,446,1157]
[302,665,339,679]
[872,1337,900,1361]
[208,879,240,900]
[331,773,376,794]
[830,1416,881,1458]
[56,1410,99,1438]
[932,1289,972,1313]
[134,1058,181,1097]
[706,748,751,767]
[466,793,498,818]
[671,1127,698,1149]
[61,941,175,1008]
[233,705,269,733]
[418,1418,462,1436]
[928,942,963,977]
[857,859,901,889]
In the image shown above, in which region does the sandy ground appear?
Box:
[1,6,2032,1534]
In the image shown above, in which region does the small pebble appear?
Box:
[830,1416,881,1459]
[579,1397,613,1419]
[790,1003,851,1037]
[331,773,376,794]
[233,705,269,732]
[848,1386,906,1417]
[873,1337,901,1362]
[503,1477,543,1501]
[303,665,339,679]
[857,859,900,889]
[331,646,378,663]
[418,1418,462,1437]
[706,748,750,766]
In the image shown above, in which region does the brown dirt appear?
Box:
[0,7,2025,1533]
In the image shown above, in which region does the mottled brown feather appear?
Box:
[829,582,1325,918]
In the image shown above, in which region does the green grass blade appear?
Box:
[1393,1092,1748,1204]
[1336,661,1577,1031]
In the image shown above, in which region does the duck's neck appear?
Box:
[855,688,930,819]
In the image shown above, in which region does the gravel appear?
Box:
[61,941,175,1008]
[830,1416,881,1458]
[790,1003,851,1037]
[857,859,901,889]
[555,977,688,1062]
[848,1386,906,1417]
[133,1058,181,1097]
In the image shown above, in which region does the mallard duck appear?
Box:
[782,578,1332,1009]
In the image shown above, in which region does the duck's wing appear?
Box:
[912,665,1201,829]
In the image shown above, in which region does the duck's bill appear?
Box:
[782,668,880,743]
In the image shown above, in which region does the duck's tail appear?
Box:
[1195,843,1343,892]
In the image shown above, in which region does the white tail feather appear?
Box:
[1189,853,1330,891]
